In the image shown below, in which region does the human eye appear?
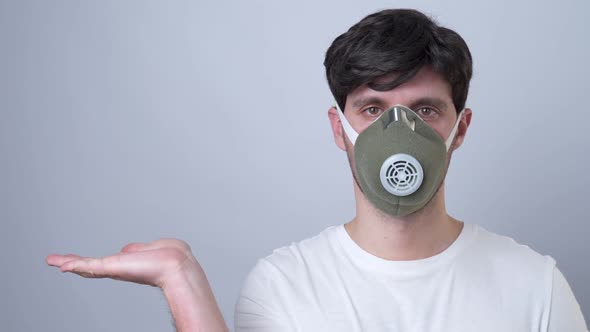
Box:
[361,106,384,118]
[415,107,439,120]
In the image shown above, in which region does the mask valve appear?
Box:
[379,153,424,196]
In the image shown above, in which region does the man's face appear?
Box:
[328,65,472,206]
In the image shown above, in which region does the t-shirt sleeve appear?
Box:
[234,259,293,332]
[546,265,588,332]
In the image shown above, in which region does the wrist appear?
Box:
[162,256,208,296]
[161,257,228,332]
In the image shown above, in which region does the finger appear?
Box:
[46,254,83,267]
[122,239,191,255]
[60,257,110,278]
[120,242,149,253]
[59,252,162,285]
[60,253,149,280]
[148,238,192,253]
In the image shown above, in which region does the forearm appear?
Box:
[162,258,229,332]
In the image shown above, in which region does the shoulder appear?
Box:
[468,224,556,271]
[235,225,343,329]
[461,224,556,308]
[246,225,342,282]
[471,226,588,331]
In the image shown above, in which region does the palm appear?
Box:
[46,238,197,288]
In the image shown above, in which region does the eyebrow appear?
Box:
[351,96,451,111]
[352,97,383,108]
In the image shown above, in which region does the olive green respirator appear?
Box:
[335,103,463,217]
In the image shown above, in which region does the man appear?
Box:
[47,8,588,332]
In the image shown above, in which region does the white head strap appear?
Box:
[334,102,463,151]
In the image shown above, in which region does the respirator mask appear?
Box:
[336,103,463,217]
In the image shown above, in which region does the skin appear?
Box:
[46,65,472,330]
[46,239,228,332]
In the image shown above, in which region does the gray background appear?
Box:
[1,0,588,331]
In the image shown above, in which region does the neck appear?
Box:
[344,180,463,261]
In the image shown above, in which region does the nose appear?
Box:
[384,105,416,131]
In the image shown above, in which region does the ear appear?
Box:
[451,108,472,151]
[327,106,347,151]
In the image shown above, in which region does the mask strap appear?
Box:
[445,109,464,151]
[336,101,463,150]
[334,102,359,145]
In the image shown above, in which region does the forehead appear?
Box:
[346,66,454,109]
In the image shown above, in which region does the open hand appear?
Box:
[46,238,201,289]
[47,238,228,331]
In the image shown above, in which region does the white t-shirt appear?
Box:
[235,223,587,332]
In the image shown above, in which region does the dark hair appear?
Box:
[324,9,473,113]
